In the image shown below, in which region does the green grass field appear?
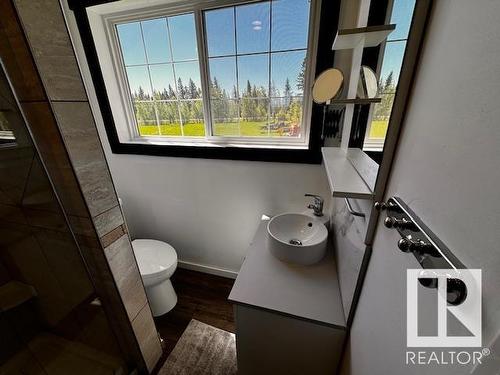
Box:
[138,121,294,137]
[369,120,389,139]
[138,122,203,136]
[139,120,387,139]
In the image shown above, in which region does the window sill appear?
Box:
[111,139,322,164]
[363,138,385,152]
[126,137,310,150]
[362,145,384,152]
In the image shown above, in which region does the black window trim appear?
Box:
[68,0,340,163]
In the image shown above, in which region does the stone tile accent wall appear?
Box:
[13,0,86,101]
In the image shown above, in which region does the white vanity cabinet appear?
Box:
[229,220,346,375]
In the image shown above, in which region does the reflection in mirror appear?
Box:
[362,0,417,153]
[330,0,422,326]
[357,66,379,99]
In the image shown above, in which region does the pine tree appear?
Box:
[188,79,198,99]
[168,84,176,99]
[137,86,146,100]
[211,77,224,120]
[284,78,291,96]
[161,88,168,100]
[177,78,185,99]
[297,58,306,92]
[162,102,177,124]
[192,101,203,122]
[270,80,279,97]
[135,101,155,126]
[375,71,396,121]
[246,80,252,96]
[211,77,222,98]
[284,78,292,107]
[384,71,394,92]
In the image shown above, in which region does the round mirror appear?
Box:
[312,68,344,104]
[357,65,379,99]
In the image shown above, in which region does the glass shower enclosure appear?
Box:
[0,59,129,374]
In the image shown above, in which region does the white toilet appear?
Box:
[132,239,178,317]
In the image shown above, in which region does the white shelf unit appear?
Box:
[345,148,378,192]
[321,147,375,199]
[329,24,395,150]
[332,24,396,50]
[328,97,381,105]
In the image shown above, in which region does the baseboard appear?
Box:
[178,260,238,279]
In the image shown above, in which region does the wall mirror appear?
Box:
[325,0,432,326]
[312,68,344,104]
[357,66,378,99]
[347,0,425,157]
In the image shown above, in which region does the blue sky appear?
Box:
[117,0,310,99]
[390,0,416,40]
[117,0,415,98]
[379,0,416,85]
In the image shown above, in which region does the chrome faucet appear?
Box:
[305,194,324,216]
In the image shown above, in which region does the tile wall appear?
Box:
[1,0,162,372]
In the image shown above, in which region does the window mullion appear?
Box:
[106,0,317,148]
[164,17,185,137]
[267,1,272,137]
[194,9,213,139]
[138,22,161,135]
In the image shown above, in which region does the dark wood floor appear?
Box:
[153,268,235,361]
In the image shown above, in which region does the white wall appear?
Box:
[341,0,500,374]
[61,0,330,276]
[106,154,330,275]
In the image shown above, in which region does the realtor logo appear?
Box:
[407,269,482,347]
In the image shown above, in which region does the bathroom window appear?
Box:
[116,14,205,137]
[363,0,416,151]
[80,0,322,161]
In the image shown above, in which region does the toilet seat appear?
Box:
[132,239,177,285]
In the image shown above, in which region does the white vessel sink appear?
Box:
[267,213,328,265]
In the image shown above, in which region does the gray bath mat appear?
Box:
[159,319,237,375]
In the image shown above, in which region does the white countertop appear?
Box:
[229,220,346,329]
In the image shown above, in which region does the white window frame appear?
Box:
[362,0,412,152]
[362,37,388,152]
[86,0,321,150]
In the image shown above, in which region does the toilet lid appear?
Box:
[132,239,177,277]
